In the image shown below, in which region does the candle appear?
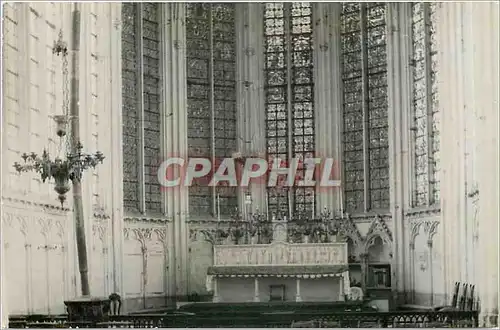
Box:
[217,194,221,221]
[265,191,269,219]
[312,198,315,220]
[340,186,344,219]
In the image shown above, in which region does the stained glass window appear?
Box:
[186,4,238,216]
[264,3,315,218]
[121,3,162,214]
[410,3,440,207]
[122,3,140,213]
[341,3,390,212]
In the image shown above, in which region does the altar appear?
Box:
[206,242,350,303]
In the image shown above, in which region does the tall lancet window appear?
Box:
[122,3,162,214]
[410,3,440,207]
[264,2,315,218]
[341,3,390,212]
[186,4,238,217]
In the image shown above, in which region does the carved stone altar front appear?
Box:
[213,242,348,266]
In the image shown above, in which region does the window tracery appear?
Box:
[264,2,315,218]
[341,3,390,212]
[410,2,440,207]
[121,3,162,215]
[186,4,237,216]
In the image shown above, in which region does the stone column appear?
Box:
[339,275,344,301]
[235,3,266,213]
[212,278,220,303]
[109,2,125,302]
[1,219,8,327]
[253,277,260,302]
[312,3,343,213]
[386,3,412,305]
[471,2,499,327]
[162,3,190,297]
[436,2,466,299]
[295,278,302,302]
[438,3,499,325]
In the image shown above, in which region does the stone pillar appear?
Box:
[470,2,499,326]
[385,3,412,304]
[212,278,220,303]
[235,3,266,213]
[437,3,499,325]
[312,3,343,212]
[436,2,467,299]
[339,275,344,301]
[253,277,260,302]
[162,3,190,297]
[1,219,8,327]
[295,278,302,302]
[109,2,125,303]
[342,271,351,300]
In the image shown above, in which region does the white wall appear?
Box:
[121,221,172,310]
[1,2,122,315]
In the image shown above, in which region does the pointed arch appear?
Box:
[364,215,393,252]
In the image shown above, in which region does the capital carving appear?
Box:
[409,220,423,247]
[154,228,168,248]
[244,47,255,56]
[424,221,439,244]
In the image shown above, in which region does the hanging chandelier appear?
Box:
[13,31,105,207]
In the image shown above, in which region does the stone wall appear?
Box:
[1,2,122,316]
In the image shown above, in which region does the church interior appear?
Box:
[1,1,498,328]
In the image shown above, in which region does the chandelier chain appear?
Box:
[53,29,72,154]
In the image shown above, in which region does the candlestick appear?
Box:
[217,194,221,221]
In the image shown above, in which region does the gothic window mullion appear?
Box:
[423,4,434,206]
[341,3,389,213]
[208,6,217,218]
[186,4,237,217]
[264,2,289,218]
[290,3,315,217]
[410,2,439,208]
[264,2,314,219]
[135,3,146,214]
[142,3,162,213]
[285,3,294,219]
[359,4,371,212]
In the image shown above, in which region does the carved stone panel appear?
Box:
[213,242,347,266]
